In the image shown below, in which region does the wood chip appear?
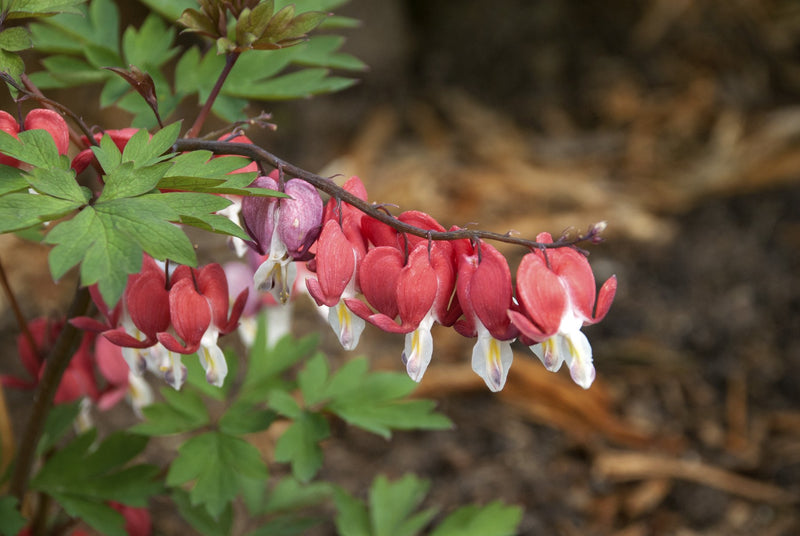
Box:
[594,450,797,504]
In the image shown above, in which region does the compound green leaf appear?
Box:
[298,352,329,406]
[333,488,370,536]
[171,489,233,536]
[273,411,329,482]
[94,196,197,266]
[429,502,523,536]
[167,431,268,517]
[44,204,146,307]
[219,402,277,436]
[369,474,434,536]
[263,478,332,515]
[31,430,160,510]
[0,192,81,233]
[26,166,88,203]
[314,358,453,438]
[122,14,178,69]
[97,160,170,201]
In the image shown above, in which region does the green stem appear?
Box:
[186,51,241,138]
[9,285,92,503]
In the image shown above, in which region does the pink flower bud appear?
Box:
[24,109,70,155]
[278,178,323,260]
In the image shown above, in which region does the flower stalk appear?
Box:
[9,286,92,502]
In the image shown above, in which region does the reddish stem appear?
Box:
[173,139,605,252]
[9,286,92,503]
[186,52,241,138]
[0,257,38,359]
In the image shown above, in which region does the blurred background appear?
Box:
[2,0,800,534]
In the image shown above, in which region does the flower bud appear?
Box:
[278,178,323,260]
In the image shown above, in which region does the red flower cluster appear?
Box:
[240,175,617,391]
[74,256,248,390]
[0,109,69,167]
[1,317,151,424]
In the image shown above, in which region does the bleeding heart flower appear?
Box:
[453,240,517,392]
[241,172,323,303]
[157,263,248,387]
[0,109,70,167]
[508,232,617,389]
[306,219,367,350]
[346,241,458,382]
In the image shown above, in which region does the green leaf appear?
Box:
[0,496,26,536]
[136,0,194,23]
[3,0,85,18]
[145,191,251,241]
[31,430,161,510]
[55,494,126,536]
[167,431,268,517]
[246,516,322,536]
[132,386,210,435]
[0,192,81,233]
[226,67,356,100]
[37,400,83,454]
[268,389,302,419]
[429,502,523,536]
[315,358,453,438]
[240,320,318,402]
[0,165,27,196]
[29,0,119,53]
[171,489,234,536]
[93,133,123,174]
[0,27,32,52]
[273,411,329,482]
[297,352,329,406]
[94,197,197,265]
[296,35,367,71]
[44,206,141,307]
[97,161,171,201]
[219,401,277,435]
[263,478,332,515]
[333,488,370,536]
[26,167,88,203]
[369,474,434,536]
[11,129,64,168]
[122,14,178,69]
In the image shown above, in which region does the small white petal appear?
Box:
[157,348,186,390]
[265,301,293,347]
[127,372,154,417]
[563,328,595,389]
[472,324,514,392]
[237,315,258,349]
[199,329,228,387]
[328,301,365,351]
[402,318,434,382]
[530,338,564,372]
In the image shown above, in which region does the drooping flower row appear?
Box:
[239,174,617,391]
[8,119,616,392]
